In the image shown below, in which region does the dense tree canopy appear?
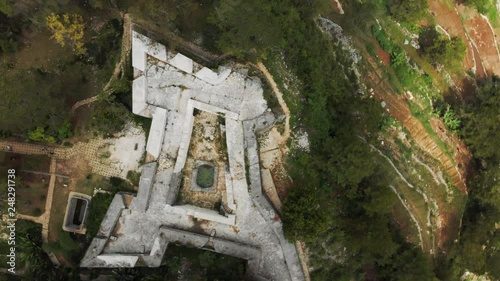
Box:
[388,0,428,22]
[419,27,466,68]
[443,76,500,280]
[461,76,500,160]
[2,0,492,279]
[282,185,331,242]
[0,13,19,54]
[209,0,288,58]
[206,1,440,279]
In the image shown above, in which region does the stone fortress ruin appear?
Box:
[80,30,305,281]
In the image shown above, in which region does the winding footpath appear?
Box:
[256,62,291,153]
[256,62,311,281]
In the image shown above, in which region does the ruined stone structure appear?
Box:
[80,31,305,281]
[63,192,91,234]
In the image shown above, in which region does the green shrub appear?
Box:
[464,0,493,14]
[27,126,56,143]
[419,27,466,68]
[86,193,114,238]
[389,0,428,23]
[109,176,134,192]
[372,25,394,53]
[109,176,125,187]
[443,105,460,131]
[133,115,152,139]
[127,170,141,186]
[57,120,73,141]
[91,98,131,137]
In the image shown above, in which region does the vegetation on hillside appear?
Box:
[388,0,429,23]
[0,0,498,280]
[419,27,466,68]
[0,1,124,142]
[206,0,443,279]
[435,76,500,279]
[464,0,498,24]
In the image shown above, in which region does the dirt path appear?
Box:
[16,158,60,266]
[71,13,132,114]
[256,62,291,153]
[255,62,312,281]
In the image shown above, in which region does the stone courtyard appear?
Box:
[80,31,305,281]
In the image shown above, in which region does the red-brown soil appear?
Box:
[437,204,464,251]
[375,40,391,66]
[429,1,500,81]
[459,5,500,77]
[362,49,471,250]
[429,119,474,183]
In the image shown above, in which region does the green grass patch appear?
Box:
[127,170,141,187]
[86,193,114,238]
[133,115,152,141]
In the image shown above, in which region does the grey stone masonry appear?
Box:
[80,31,306,281]
[130,162,157,212]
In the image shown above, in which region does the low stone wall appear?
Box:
[63,192,92,233]
[130,162,157,212]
